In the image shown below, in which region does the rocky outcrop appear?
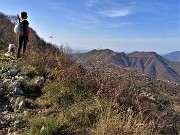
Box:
[0,56,44,134]
[0,58,24,134]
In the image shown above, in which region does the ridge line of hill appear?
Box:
[77,49,180,83]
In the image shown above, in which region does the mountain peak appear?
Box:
[163,51,180,62]
[78,49,180,83]
[128,51,158,58]
[88,49,115,54]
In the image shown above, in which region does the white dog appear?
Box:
[7,44,16,56]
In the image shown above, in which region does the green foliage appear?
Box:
[22,80,42,100]
[65,98,100,129]
[0,49,6,54]
[42,77,96,106]
[42,80,75,105]
[14,119,28,131]
[29,118,71,135]
[25,98,38,109]
[21,66,37,79]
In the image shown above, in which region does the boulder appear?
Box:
[18,100,25,110]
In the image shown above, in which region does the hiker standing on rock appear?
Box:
[17,12,30,58]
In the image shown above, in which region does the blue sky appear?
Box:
[0,0,180,53]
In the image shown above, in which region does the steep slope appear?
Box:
[163,51,180,62]
[0,12,58,55]
[0,12,17,51]
[78,49,180,82]
[128,51,180,82]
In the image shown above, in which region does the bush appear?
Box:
[14,119,28,131]
[42,80,75,106]
[90,99,154,135]
[21,66,37,79]
[22,80,42,100]
[62,97,154,135]
[66,99,99,129]
[29,118,71,135]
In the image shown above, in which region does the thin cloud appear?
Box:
[49,2,66,11]
[129,2,137,5]
[99,9,131,17]
[50,2,66,7]
[65,13,100,26]
[86,0,98,7]
[104,22,135,28]
[135,1,178,14]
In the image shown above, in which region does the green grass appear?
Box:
[35,94,154,134]
[42,80,75,106]
[29,118,72,135]
[20,66,37,79]
[42,79,94,106]
[14,119,28,131]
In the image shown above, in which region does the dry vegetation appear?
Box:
[24,43,180,134]
[0,12,179,135]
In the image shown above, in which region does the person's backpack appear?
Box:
[14,14,23,35]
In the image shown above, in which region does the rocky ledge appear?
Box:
[0,56,44,135]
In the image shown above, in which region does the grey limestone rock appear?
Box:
[18,100,25,110]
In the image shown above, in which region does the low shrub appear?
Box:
[29,118,72,135]
[62,97,154,135]
[42,80,75,106]
[21,66,37,79]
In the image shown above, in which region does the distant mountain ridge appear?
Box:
[163,51,180,62]
[78,49,180,83]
